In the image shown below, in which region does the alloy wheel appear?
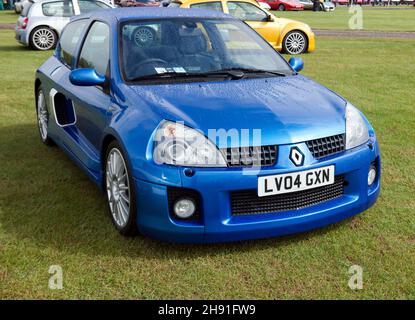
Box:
[37,90,48,141]
[32,28,55,50]
[106,148,131,228]
[284,32,307,54]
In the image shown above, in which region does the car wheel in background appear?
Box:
[29,27,57,51]
[36,87,54,146]
[132,26,156,47]
[278,4,286,10]
[283,31,308,55]
[105,141,138,236]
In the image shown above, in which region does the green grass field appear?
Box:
[274,6,415,31]
[0,12,415,299]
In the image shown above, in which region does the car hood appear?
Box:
[128,75,346,147]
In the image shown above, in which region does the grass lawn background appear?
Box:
[0,9,414,299]
[274,6,415,31]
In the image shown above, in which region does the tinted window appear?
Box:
[227,2,267,21]
[190,2,223,11]
[58,20,88,67]
[42,1,74,17]
[78,21,110,77]
[78,0,110,13]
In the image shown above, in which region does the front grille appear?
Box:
[220,145,277,167]
[231,175,344,216]
[306,134,345,159]
[167,187,201,220]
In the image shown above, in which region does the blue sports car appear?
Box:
[35,8,380,243]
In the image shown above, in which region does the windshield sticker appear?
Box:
[155,67,167,74]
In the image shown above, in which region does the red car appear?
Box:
[259,0,304,10]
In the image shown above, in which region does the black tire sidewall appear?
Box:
[105,140,138,236]
[279,4,286,10]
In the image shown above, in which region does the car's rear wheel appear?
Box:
[105,141,138,236]
[278,4,286,10]
[30,27,57,51]
[283,31,308,55]
[36,87,53,146]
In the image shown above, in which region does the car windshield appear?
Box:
[120,18,293,83]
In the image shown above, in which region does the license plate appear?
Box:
[258,165,335,197]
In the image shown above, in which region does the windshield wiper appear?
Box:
[128,71,232,82]
[211,68,289,78]
[129,68,289,82]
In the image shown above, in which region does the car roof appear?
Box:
[71,7,232,23]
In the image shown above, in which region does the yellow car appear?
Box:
[167,0,315,54]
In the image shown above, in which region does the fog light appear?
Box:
[173,198,196,219]
[368,165,376,186]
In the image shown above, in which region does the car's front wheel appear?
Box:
[283,31,308,55]
[278,4,286,10]
[36,87,53,146]
[105,141,138,236]
[29,27,57,51]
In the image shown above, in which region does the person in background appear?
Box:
[312,0,319,11]
[0,0,4,10]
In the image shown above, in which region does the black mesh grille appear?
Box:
[231,175,344,216]
[167,187,201,220]
[306,134,345,159]
[220,145,277,167]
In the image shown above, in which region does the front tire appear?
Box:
[29,27,57,51]
[36,87,53,146]
[105,141,138,236]
[278,4,286,10]
[283,31,308,55]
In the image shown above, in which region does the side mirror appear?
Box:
[288,57,304,73]
[69,68,106,86]
[266,14,274,22]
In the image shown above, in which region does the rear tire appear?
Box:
[105,141,138,236]
[29,27,57,51]
[36,86,54,146]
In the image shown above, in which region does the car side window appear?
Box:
[227,2,267,21]
[78,21,110,78]
[58,20,88,68]
[78,0,110,14]
[190,2,223,12]
[42,1,74,17]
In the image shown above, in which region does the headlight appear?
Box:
[153,121,227,167]
[345,102,369,150]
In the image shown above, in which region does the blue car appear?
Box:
[35,8,380,243]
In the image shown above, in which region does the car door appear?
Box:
[50,20,111,174]
[224,1,279,48]
[70,21,112,152]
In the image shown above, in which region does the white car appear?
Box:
[15,0,113,50]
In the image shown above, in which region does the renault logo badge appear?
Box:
[290,147,304,166]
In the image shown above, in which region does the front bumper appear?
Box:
[134,139,380,243]
[307,31,316,52]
